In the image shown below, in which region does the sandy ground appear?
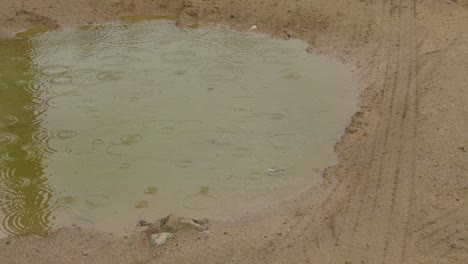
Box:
[0,0,467,263]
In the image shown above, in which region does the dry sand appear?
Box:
[0,0,467,263]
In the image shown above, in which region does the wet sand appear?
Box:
[0,0,467,263]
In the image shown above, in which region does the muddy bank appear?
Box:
[1,1,467,264]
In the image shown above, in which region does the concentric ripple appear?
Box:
[254,47,298,64]
[0,145,41,162]
[0,181,54,236]
[120,134,143,144]
[8,177,36,189]
[27,129,57,155]
[40,65,72,76]
[0,163,17,179]
[31,129,53,143]
[28,81,49,94]
[105,143,130,156]
[67,69,101,86]
[0,132,19,145]
[21,101,48,114]
[50,76,73,84]
[85,194,110,208]
[183,194,219,210]
[102,55,132,66]
[54,196,76,209]
[0,115,19,127]
[201,66,243,82]
[0,82,7,93]
[268,133,302,150]
[161,50,196,63]
[55,130,78,139]
[93,139,105,145]
[97,71,125,81]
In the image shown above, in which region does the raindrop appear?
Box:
[201,66,243,82]
[161,50,196,63]
[55,130,78,139]
[232,147,252,157]
[135,200,149,209]
[102,55,132,66]
[183,194,218,210]
[0,133,19,145]
[120,134,142,144]
[97,71,125,81]
[144,187,158,195]
[41,65,72,76]
[178,160,193,168]
[50,76,73,84]
[85,194,110,208]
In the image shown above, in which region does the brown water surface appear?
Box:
[0,20,357,237]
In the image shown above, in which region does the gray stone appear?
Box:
[150,232,173,248]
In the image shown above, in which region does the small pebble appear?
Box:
[138,219,152,226]
[150,233,173,248]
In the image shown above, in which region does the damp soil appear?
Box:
[0,1,467,264]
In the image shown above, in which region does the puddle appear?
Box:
[0,20,357,236]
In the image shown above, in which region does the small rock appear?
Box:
[199,230,211,235]
[267,168,286,177]
[150,233,173,248]
[138,219,152,227]
[160,214,208,232]
[250,25,257,30]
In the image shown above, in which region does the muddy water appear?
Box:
[0,20,357,237]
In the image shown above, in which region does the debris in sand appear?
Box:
[150,233,173,248]
[250,25,257,30]
[137,219,152,227]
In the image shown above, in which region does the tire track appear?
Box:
[339,0,396,237]
[375,0,420,262]
[400,9,468,261]
[380,0,421,261]
[324,1,395,256]
[330,0,421,263]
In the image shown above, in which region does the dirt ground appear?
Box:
[0,0,467,263]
